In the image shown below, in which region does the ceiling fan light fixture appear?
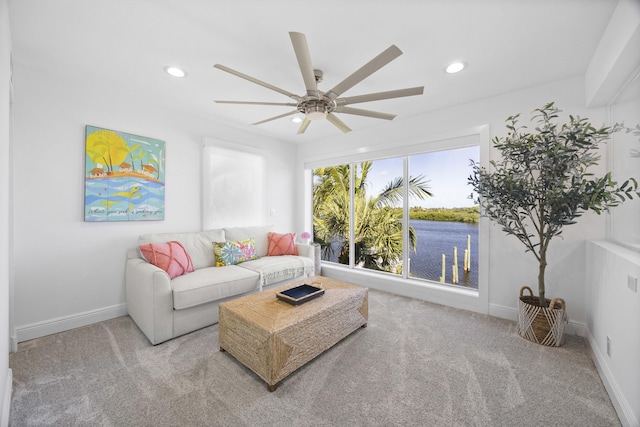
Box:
[305,104,327,121]
[164,66,187,78]
[307,111,326,121]
[445,61,466,74]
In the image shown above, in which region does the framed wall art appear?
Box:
[84,125,165,222]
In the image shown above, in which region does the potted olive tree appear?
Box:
[469,102,639,346]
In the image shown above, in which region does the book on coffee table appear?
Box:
[276,284,324,306]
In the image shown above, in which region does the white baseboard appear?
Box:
[487,303,516,321]
[586,330,638,427]
[488,303,586,337]
[15,303,128,344]
[2,368,11,427]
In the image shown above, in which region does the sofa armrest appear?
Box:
[125,257,174,345]
[126,247,142,260]
[295,243,315,259]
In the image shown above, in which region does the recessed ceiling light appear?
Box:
[291,117,303,123]
[445,61,466,74]
[164,66,187,78]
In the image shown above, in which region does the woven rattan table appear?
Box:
[219,276,368,391]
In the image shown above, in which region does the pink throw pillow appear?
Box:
[267,232,298,256]
[139,241,195,279]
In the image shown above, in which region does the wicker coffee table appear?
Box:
[218,276,368,391]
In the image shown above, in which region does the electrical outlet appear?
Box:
[606,336,612,358]
[628,275,638,293]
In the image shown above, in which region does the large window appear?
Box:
[313,145,480,289]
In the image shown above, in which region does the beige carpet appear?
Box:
[9,289,619,426]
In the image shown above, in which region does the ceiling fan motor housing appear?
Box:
[298,96,336,120]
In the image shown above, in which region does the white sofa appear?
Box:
[125,225,315,345]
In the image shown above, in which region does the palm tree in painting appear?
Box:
[129,147,149,173]
[313,162,432,272]
[85,130,128,172]
[146,154,161,180]
[124,143,141,172]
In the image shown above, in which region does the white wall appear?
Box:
[586,242,640,427]
[0,0,12,423]
[584,4,640,425]
[10,59,297,343]
[585,0,640,108]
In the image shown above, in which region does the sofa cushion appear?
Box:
[224,225,273,257]
[239,255,313,286]
[171,265,259,310]
[139,241,195,279]
[267,232,298,256]
[139,229,225,270]
[213,238,259,266]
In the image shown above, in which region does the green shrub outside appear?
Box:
[391,206,479,224]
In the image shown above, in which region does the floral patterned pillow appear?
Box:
[213,238,259,267]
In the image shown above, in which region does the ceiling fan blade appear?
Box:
[297,118,311,134]
[252,110,299,125]
[215,100,298,106]
[326,113,352,133]
[334,106,396,120]
[337,86,424,106]
[214,64,301,101]
[325,45,403,101]
[289,32,319,98]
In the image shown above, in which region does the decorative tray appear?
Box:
[276,284,325,306]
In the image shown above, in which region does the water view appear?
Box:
[323,219,479,289]
[409,219,478,288]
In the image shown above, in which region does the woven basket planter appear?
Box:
[517,286,568,347]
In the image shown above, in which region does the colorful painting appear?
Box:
[84,125,165,222]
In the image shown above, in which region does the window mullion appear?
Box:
[349,163,355,268]
[403,156,410,279]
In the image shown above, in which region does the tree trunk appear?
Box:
[538,249,547,307]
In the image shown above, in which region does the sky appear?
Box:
[365,146,479,209]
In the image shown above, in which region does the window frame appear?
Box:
[303,126,491,315]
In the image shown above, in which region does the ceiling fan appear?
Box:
[213,32,424,134]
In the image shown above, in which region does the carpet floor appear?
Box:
[9,289,619,426]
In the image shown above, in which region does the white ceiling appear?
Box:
[9,0,620,143]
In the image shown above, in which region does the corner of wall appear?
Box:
[1,0,12,425]
[585,0,640,107]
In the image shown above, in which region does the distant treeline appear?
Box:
[393,206,479,223]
